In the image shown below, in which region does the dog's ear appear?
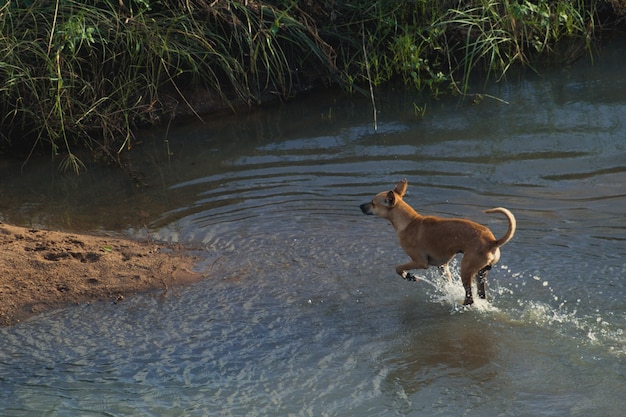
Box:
[384,190,397,207]
[393,179,408,197]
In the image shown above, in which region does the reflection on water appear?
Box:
[1,40,626,416]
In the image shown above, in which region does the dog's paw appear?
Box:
[401,271,418,282]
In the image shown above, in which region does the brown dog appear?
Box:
[360,179,516,305]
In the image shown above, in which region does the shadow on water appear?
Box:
[0,38,626,416]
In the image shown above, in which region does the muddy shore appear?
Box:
[0,223,202,326]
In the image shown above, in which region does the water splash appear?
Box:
[409,260,501,315]
[495,267,626,357]
[512,298,626,357]
[411,262,626,356]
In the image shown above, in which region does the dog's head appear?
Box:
[360,179,408,218]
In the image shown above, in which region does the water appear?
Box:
[1,39,626,416]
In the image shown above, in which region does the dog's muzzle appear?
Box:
[360,202,373,215]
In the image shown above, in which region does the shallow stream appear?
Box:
[1,40,626,416]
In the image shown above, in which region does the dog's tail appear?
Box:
[484,207,516,247]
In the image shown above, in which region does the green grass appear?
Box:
[320,0,598,95]
[0,0,619,171]
[0,0,336,172]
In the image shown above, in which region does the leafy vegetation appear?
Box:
[0,0,622,171]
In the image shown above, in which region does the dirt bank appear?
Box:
[0,223,202,326]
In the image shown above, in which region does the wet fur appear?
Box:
[360,179,516,305]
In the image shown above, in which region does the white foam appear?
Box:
[416,265,500,314]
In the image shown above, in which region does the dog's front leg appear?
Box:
[395,261,425,282]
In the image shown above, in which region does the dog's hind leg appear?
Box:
[460,257,478,305]
[461,271,474,305]
[476,265,491,299]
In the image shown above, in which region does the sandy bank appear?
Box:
[0,223,202,325]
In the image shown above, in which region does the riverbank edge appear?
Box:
[0,222,203,326]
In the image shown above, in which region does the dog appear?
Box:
[360,179,516,305]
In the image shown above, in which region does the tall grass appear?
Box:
[0,0,618,171]
[0,0,335,172]
[436,0,594,93]
[315,0,599,96]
